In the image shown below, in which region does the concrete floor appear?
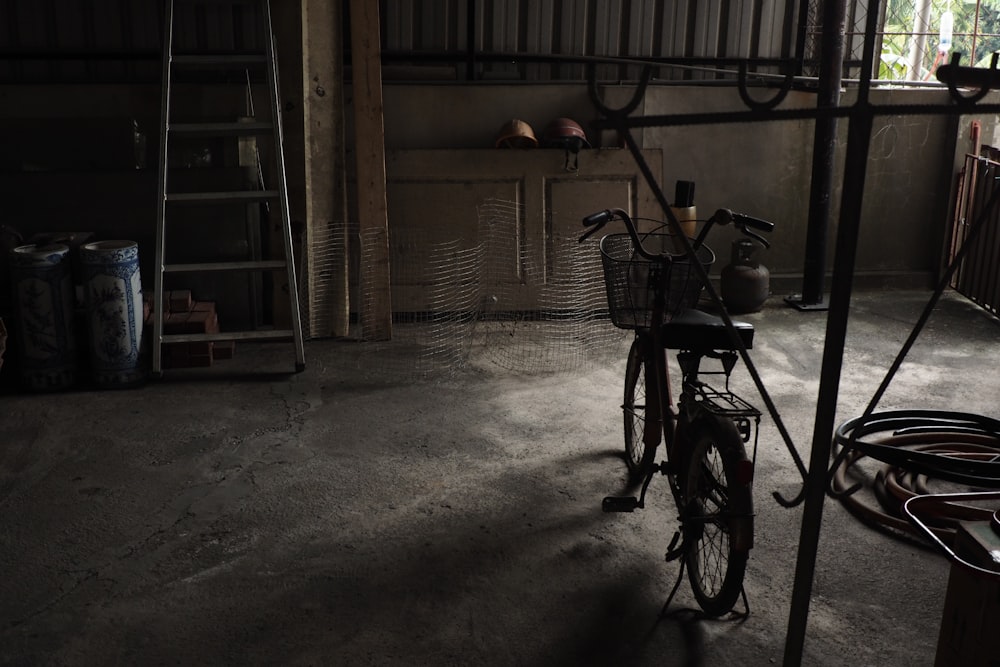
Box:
[2,288,998,666]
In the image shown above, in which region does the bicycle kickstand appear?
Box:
[737,586,751,619]
[660,532,687,615]
[661,562,687,616]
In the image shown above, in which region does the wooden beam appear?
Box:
[349,0,392,341]
[302,0,350,338]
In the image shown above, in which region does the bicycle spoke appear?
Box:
[624,405,646,420]
[683,418,752,616]
[623,338,655,481]
[692,525,730,594]
[696,454,731,511]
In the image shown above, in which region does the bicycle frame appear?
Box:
[623,248,762,512]
[636,272,709,506]
[641,288,678,464]
[630,215,713,473]
[592,205,768,616]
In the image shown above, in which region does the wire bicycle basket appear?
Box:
[600,232,715,330]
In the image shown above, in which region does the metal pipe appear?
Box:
[783,0,877,661]
[788,0,846,309]
[465,0,476,81]
[784,105,874,667]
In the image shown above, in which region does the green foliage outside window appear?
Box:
[880,0,1000,80]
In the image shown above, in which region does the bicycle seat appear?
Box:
[662,308,754,351]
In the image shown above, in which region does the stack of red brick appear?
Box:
[143,290,235,368]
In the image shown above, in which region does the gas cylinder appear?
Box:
[721,238,770,314]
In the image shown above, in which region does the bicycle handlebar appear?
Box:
[715,209,775,233]
[580,207,660,260]
[579,209,616,244]
[582,210,614,227]
[579,207,775,256]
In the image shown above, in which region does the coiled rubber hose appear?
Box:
[833,411,1000,542]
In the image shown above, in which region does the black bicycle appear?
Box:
[581,206,774,616]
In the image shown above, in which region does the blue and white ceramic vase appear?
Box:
[80,240,145,388]
[10,243,79,390]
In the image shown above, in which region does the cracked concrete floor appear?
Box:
[1,289,998,666]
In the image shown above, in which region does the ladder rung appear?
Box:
[170,122,274,137]
[166,190,279,204]
[162,330,296,344]
[154,1,306,375]
[164,260,287,273]
[172,54,267,67]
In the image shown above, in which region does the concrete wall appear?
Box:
[379,83,1000,291]
[2,82,997,297]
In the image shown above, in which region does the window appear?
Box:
[879,0,1000,81]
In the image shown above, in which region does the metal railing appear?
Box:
[950,152,1000,316]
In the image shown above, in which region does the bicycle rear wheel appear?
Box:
[682,415,754,616]
[623,337,656,483]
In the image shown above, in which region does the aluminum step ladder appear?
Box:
[153,0,305,375]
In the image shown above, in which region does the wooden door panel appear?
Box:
[384,149,662,313]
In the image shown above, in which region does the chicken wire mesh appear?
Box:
[299,220,348,341]
[310,227,482,380]
[473,198,628,374]
[304,198,629,380]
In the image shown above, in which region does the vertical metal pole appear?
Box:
[783,1,881,663]
[782,114,873,667]
[787,0,846,310]
[466,0,476,81]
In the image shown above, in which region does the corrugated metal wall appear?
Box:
[0,0,263,83]
[381,0,803,81]
[0,1,811,84]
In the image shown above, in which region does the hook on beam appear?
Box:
[587,63,652,119]
[937,52,995,105]
[737,61,795,111]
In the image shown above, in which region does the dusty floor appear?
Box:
[2,288,999,666]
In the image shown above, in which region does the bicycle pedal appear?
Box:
[602,496,639,513]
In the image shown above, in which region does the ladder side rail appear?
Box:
[261,0,306,370]
[153,0,177,376]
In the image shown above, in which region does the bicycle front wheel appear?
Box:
[682,415,754,616]
[623,337,656,483]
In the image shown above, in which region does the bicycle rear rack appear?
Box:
[696,385,761,419]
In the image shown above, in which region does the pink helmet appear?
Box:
[541,117,591,152]
[542,117,590,171]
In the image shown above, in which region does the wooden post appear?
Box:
[302,0,350,338]
[349,0,392,340]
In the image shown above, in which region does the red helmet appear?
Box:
[541,117,591,152]
[495,119,538,149]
